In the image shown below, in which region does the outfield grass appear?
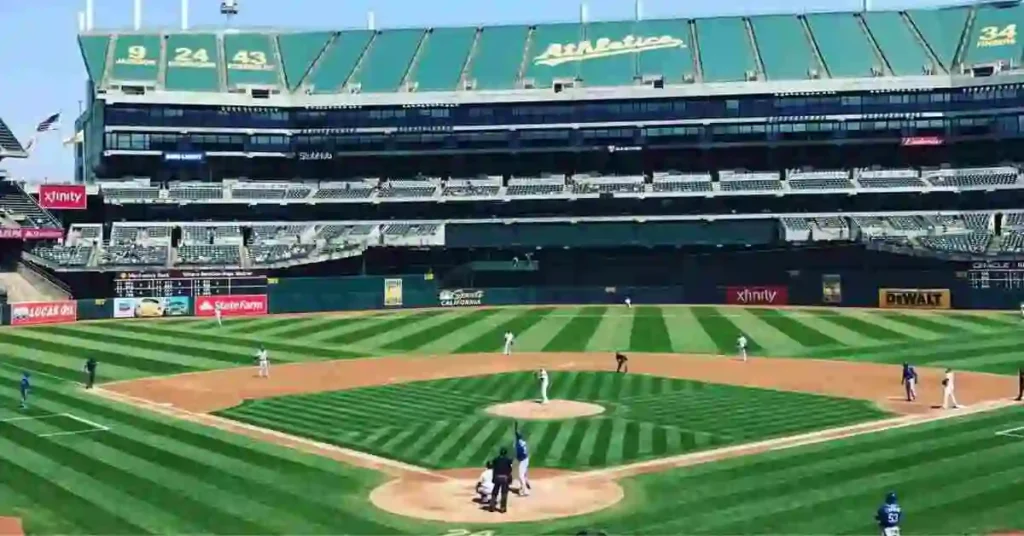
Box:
[217,371,887,469]
[0,305,1022,534]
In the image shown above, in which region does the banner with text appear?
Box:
[725,286,789,306]
[113,296,191,318]
[1,227,64,240]
[384,278,403,307]
[195,294,268,317]
[878,288,951,309]
[439,288,485,307]
[38,184,87,210]
[10,300,77,326]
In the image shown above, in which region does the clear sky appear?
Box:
[0,0,956,182]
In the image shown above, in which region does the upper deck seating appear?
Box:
[923,167,1019,188]
[177,244,241,265]
[856,169,925,188]
[787,170,853,190]
[99,244,169,266]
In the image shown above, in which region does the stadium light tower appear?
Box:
[221,0,240,26]
[133,0,142,31]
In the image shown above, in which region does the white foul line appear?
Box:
[61,413,110,431]
[995,425,1024,438]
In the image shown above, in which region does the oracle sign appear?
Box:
[195,294,268,317]
[10,300,78,326]
[726,286,789,306]
[39,184,87,210]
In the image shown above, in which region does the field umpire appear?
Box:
[488,447,514,513]
[84,357,98,389]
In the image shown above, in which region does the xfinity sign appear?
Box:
[725,286,789,306]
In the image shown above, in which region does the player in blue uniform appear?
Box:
[875,491,902,536]
[19,372,30,410]
[901,363,918,402]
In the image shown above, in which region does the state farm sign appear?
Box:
[726,286,789,306]
[195,294,268,317]
[10,300,77,326]
[38,184,87,210]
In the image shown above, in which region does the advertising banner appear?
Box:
[194,294,268,317]
[878,288,951,309]
[0,227,64,240]
[10,300,77,326]
[113,296,191,318]
[725,286,788,306]
[439,288,485,307]
[822,274,843,304]
[384,278,403,307]
[38,184,87,210]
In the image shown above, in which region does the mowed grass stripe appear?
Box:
[57,325,252,366]
[128,322,362,360]
[882,312,969,335]
[948,312,1019,329]
[811,310,907,341]
[690,307,759,354]
[0,329,195,375]
[383,310,500,351]
[543,306,607,352]
[751,309,839,347]
[320,310,439,345]
[629,307,672,352]
[454,308,554,353]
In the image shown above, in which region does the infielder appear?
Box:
[537,368,549,404]
[19,372,30,410]
[514,421,531,496]
[901,363,918,402]
[215,302,224,327]
[475,461,494,503]
[942,368,961,409]
[737,334,748,362]
[875,491,902,536]
[256,345,270,378]
[503,331,515,355]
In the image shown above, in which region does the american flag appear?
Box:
[35,112,60,133]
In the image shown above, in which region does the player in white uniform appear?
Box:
[1019,302,1024,319]
[737,335,748,362]
[503,331,515,355]
[256,345,270,378]
[624,297,632,308]
[537,368,549,404]
[942,368,962,409]
[475,461,494,503]
[214,303,223,327]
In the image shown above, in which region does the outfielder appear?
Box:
[737,334,748,362]
[215,302,224,327]
[537,368,549,404]
[503,331,515,355]
[624,297,632,308]
[875,491,902,536]
[942,368,961,409]
[19,372,30,410]
[256,345,270,378]
[901,363,918,402]
[514,421,531,496]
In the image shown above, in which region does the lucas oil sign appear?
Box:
[878,288,951,309]
[439,289,484,307]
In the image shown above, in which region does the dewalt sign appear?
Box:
[878,288,951,310]
[533,35,685,67]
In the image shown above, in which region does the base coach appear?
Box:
[489,447,513,513]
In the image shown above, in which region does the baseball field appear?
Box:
[1,304,1024,534]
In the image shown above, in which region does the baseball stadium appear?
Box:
[2,0,1024,534]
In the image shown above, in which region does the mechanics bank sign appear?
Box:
[533,34,686,67]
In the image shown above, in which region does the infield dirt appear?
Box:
[96,352,1018,523]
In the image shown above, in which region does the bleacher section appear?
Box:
[0,181,61,228]
[0,116,28,158]
[80,3,1024,95]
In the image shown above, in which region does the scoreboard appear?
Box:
[966,261,1024,290]
[114,270,268,298]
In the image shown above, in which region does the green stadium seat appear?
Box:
[109,33,161,84]
[164,33,222,91]
[750,15,819,80]
[963,4,1024,68]
[409,27,476,92]
[635,19,695,84]
[277,32,333,91]
[307,30,374,93]
[576,21,638,87]
[223,32,283,90]
[695,17,757,83]
[465,25,530,90]
[805,13,880,78]
[78,35,110,84]
[349,29,426,93]
[906,7,968,72]
[862,11,936,76]
[523,22,584,87]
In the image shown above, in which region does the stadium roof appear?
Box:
[80,1,1024,103]
[0,115,28,159]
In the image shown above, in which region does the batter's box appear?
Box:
[995,426,1024,439]
[0,413,109,438]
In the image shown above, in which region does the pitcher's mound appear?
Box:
[0,517,23,536]
[369,469,623,523]
[484,400,605,420]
